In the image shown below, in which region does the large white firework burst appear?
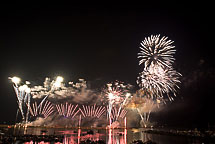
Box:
[136,64,181,101]
[138,34,176,69]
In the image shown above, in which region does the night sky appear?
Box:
[0,4,214,128]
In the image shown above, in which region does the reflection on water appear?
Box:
[23,128,127,144]
[1,127,209,144]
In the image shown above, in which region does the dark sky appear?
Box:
[0,4,214,128]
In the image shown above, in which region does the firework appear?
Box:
[137,64,181,100]
[137,35,182,103]
[56,103,79,118]
[28,100,54,119]
[109,106,127,121]
[35,76,64,110]
[25,89,31,123]
[9,77,33,122]
[79,104,106,119]
[9,76,20,86]
[30,76,64,98]
[30,77,90,102]
[126,94,163,127]
[103,81,132,126]
[103,81,132,103]
[9,76,100,124]
[138,34,176,69]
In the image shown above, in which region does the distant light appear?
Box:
[11,76,21,84]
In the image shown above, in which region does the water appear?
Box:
[1,127,212,144]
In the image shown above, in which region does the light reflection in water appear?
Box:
[24,128,127,144]
[108,129,127,144]
[10,127,207,144]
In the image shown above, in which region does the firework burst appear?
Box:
[137,35,181,102]
[136,64,181,100]
[138,34,175,69]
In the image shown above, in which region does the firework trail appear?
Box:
[138,34,175,69]
[9,77,32,121]
[28,100,54,119]
[109,106,127,122]
[78,115,81,127]
[18,85,30,120]
[126,95,162,127]
[117,92,131,119]
[16,86,25,120]
[56,103,79,118]
[79,104,106,119]
[25,92,31,123]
